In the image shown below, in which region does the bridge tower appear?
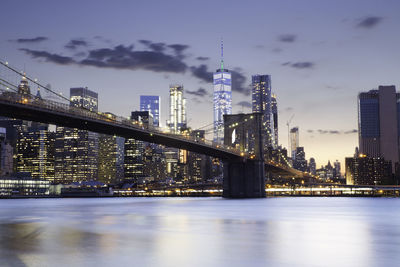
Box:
[223,113,266,198]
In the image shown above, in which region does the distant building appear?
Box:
[124,112,153,182]
[252,74,275,150]
[0,128,13,176]
[308,157,316,175]
[140,95,161,127]
[290,127,299,159]
[213,42,232,144]
[345,155,392,185]
[188,130,207,183]
[167,85,187,134]
[334,160,341,178]
[16,122,55,181]
[0,173,50,196]
[98,133,124,185]
[271,94,278,147]
[55,87,99,183]
[358,86,399,171]
[293,147,307,172]
[17,75,31,96]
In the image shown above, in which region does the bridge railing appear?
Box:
[0,88,246,157]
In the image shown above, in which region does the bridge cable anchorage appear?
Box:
[0,60,70,102]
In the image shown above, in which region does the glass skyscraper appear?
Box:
[55,87,99,183]
[358,86,400,171]
[213,42,232,144]
[140,95,161,127]
[167,85,186,134]
[252,74,275,150]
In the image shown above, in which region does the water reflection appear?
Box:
[0,198,399,266]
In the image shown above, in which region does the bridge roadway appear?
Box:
[0,89,300,177]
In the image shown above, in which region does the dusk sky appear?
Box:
[1,0,400,168]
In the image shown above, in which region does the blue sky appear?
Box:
[1,0,400,168]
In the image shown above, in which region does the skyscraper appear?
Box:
[252,74,275,150]
[16,122,54,181]
[213,41,232,144]
[290,127,299,159]
[98,133,124,185]
[358,86,399,170]
[271,94,278,147]
[55,87,99,183]
[308,157,316,175]
[167,85,187,134]
[293,147,307,172]
[140,95,161,127]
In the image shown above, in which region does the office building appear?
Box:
[54,87,99,183]
[290,127,299,159]
[167,85,187,134]
[271,94,278,147]
[188,130,207,183]
[98,133,124,185]
[0,128,13,176]
[308,157,316,175]
[293,147,307,172]
[16,122,55,181]
[124,111,153,182]
[213,42,232,144]
[140,95,161,127]
[252,74,275,150]
[345,155,392,185]
[358,86,399,171]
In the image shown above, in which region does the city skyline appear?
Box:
[1,0,400,168]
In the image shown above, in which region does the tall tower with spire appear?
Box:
[213,40,232,144]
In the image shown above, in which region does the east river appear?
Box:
[1,197,400,267]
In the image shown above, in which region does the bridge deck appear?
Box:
[0,89,299,175]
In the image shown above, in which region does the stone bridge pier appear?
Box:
[223,113,266,198]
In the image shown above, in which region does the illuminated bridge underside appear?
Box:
[0,95,301,178]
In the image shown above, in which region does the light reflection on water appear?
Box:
[1,197,400,267]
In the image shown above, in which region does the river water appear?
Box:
[1,197,400,267]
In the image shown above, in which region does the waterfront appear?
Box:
[1,197,400,266]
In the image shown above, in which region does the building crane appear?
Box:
[286,114,295,156]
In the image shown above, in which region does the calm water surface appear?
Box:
[1,197,400,267]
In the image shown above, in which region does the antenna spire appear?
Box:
[220,38,224,72]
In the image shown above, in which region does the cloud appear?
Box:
[231,68,250,95]
[168,44,189,54]
[65,39,88,50]
[344,129,358,134]
[186,87,209,97]
[312,129,357,135]
[11,36,48,43]
[282,61,314,69]
[196,56,209,61]
[139,40,166,52]
[19,49,75,65]
[19,39,249,93]
[357,16,383,29]
[236,101,252,108]
[190,64,213,83]
[278,34,297,43]
[317,129,339,134]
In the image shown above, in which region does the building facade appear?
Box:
[213,43,232,144]
[358,86,399,171]
[252,75,275,150]
[54,87,99,183]
[346,155,392,185]
[140,95,161,127]
[290,127,299,159]
[167,85,187,134]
